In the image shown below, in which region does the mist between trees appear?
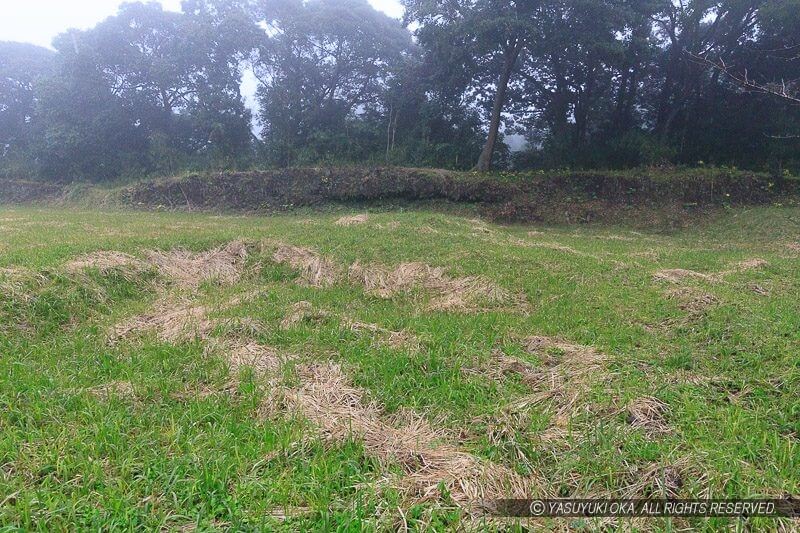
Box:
[1,0,798,182]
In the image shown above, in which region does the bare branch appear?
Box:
[763,133,800,140]
[687,51,800,105]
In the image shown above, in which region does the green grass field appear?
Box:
[0,206,798,531]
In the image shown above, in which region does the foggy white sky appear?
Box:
[1,0,527,149]
[0,0,405,49]
[1,0,405,134]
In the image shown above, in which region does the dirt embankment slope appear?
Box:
[1,166,796,225]
[0,179,66,204]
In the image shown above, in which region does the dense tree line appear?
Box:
[1,0,798,181]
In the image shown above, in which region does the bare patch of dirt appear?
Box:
[280,301,329,330]
[273,244,339,287]
[109,301,212,343]
[335,214,368,226]
[349,261,527,313]
[288,362,542,506]
[65,251,147,275]
[145,241,248,287]
[625,396,671,437]
[786,242,800,253]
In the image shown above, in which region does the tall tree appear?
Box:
[511,0,658,166]
[34,30,147,180]
[651,0,765,136]
[87,1,256,167]
[0,42,55,169]
[404,0,538,171]
[252,0,411,166]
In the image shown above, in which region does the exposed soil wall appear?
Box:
[0,179,65,203]
[121,167,787,207]
[1,167,795,225]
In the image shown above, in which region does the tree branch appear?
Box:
[688,51,800,105]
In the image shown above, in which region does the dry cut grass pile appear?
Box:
[270,245,526,313]
[654,257,770,313]
[109,301,212,343]
[280,301,330,330]
[226,341,288,380]
[288,362,541,507]
[349,261,445,298]
[64,251,146,274]
[654,257,768,284]
[334,214,369,226]
[0,267,47,301]
[272,244,340,287]
[346,320,420,351]
[65,241,249,287]
[625,396,671,438]
[515,336,609,416]
[145,241,248,287]
[219,342,542,508]
[664,286,718,314]
[731,258,768,271]
[349,261,526,312]
[653,268,714,283]
[67,236,705,518]
[86,380,135,400]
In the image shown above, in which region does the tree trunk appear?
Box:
[474,41,522,171]
[386,105,393,163]
[574,58,596,147]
